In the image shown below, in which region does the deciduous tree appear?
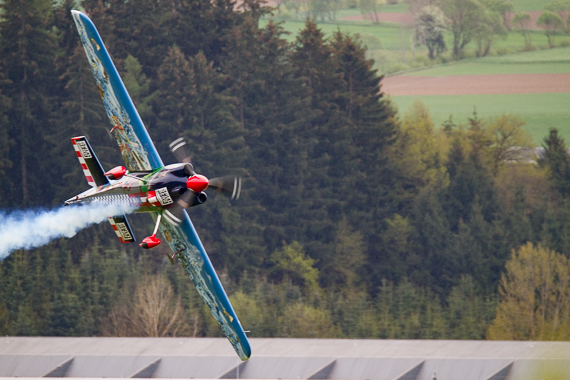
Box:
[473,0,508,57]
[104,276,195,337]
[269,242,320,292]
[537,11,564,48]
[545,0,570,33]
[513,12,533,49]
[487,242,570,340]
[413,5,448,59]
[438,0,485,56]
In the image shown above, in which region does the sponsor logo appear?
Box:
[155,187,174,206]
[116,223,133,241]
[76,140,92,159]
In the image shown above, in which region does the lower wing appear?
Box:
[154,211,251,360]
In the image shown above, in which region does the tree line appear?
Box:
[410,0,570,59]
[0,0,569,340]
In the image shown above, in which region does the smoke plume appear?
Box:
[0,203,137,260]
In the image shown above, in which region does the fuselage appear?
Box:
[65,163,196,212]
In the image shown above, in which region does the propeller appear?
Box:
[209,176,242,200]
[169,137,191,163]
[163,189,197,226]
[163,138,242,225]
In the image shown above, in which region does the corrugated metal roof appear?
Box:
[0,337,568,379]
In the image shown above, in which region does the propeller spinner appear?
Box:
[168,137,241,200]
[187,174,209,193]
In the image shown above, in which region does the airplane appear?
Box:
[65,10,251,360]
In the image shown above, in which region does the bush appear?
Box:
[495,46,514,56]
[521,42,536,52]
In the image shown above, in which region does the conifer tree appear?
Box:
[0,68,12,207]
[0,0,58,206]
[539,128,570,196]
[222,19,315,264]
[110,0,169,75]
[289,20,346,266]
[166,0,252,67]
[152,46,196,153]
[50,43,115,200]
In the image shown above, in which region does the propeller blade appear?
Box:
[169,137,192,164]
[163,190,196,226]
[209,176,242,200]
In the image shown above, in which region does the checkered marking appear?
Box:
[108,217,134,243]
[71,137,95,187]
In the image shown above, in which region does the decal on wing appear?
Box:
[108,214,136,243]
[71,10,163,172]
[154,212,251,361]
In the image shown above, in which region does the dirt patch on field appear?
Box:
[506,11,546,30]
[341,12,413,24]
[381,73,570,96]
[343,11,545,29]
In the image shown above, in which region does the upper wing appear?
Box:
[71,10,163,171]
[155,211,252,361]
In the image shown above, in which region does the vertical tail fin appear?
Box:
[71,136,110,188]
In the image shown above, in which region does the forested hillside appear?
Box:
[0,0,569,340]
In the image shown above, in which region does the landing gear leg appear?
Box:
[140,214,162,249]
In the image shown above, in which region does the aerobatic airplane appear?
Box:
[65,10,251,360]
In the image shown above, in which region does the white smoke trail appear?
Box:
[0,202,137,260]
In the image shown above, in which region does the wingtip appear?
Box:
[239,341,252,361]
[71,9,92,23]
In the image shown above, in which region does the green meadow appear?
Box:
[403,47,570,76]
[402,62,570,75]
[390,93,570,144]
[268,20,568,74]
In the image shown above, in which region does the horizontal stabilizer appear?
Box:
[71,136,110,188]
[108,214,136,243]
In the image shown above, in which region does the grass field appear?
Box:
[267,18,568,74]
[390,93,570,144]
[403,62,570,76]
[511,0,547,12]
[271,19,410,49]
[402,47,570,76]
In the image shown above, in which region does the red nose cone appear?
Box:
[187,174,209,193]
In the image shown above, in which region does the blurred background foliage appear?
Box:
[0,0,569,341]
